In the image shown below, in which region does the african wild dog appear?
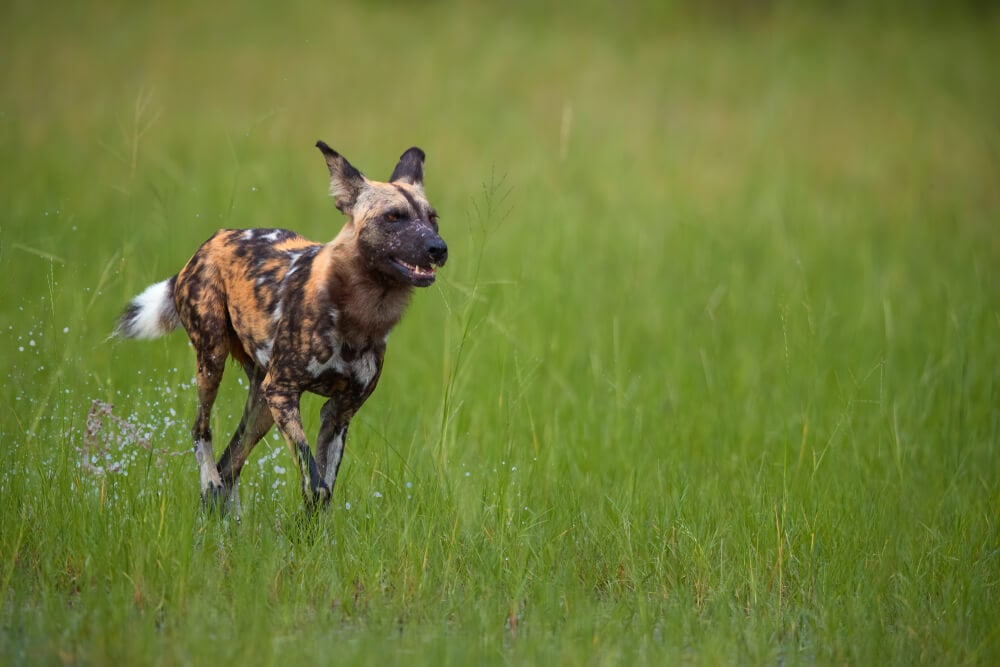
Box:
[114,142,447,514]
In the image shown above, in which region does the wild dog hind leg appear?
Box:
[216,364,274,516]
[173,247,234,507]
[192,347,227,506]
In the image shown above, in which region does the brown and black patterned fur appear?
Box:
[114,142,447,513]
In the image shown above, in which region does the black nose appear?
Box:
[426,237,448,265]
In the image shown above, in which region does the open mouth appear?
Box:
[390,257,438,286]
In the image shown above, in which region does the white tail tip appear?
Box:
[114,279,180,340]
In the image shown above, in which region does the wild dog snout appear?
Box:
[427,236,447,266]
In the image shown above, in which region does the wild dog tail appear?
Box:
[113,276,181,340]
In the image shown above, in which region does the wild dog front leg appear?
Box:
[315,399,353,495]
[263,386,329,508]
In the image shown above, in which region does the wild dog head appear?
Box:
[316,141,447,287]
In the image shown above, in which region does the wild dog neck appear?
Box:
[320,233,413,346]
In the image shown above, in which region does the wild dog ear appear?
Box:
[316,141,367,214]
[389,147,426,187]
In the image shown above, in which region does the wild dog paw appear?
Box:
[304,483,331,511]
[201,483,226,514]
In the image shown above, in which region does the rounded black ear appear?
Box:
[316,140,367,214]
[389,147,426,187]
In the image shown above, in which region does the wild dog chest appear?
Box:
[304,340,383,398]
[286,309,385,399]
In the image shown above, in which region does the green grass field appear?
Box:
[2,1,998,664]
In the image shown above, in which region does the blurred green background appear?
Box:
[2,1,998,664]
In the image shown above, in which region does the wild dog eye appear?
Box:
[428,211,439,228]
[384,211,404,223]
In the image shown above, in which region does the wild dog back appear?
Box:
[173,228,321,370]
